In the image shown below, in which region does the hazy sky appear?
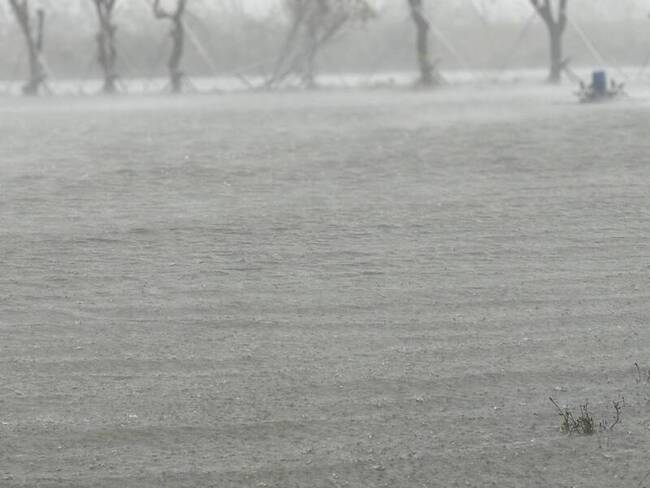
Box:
[236,0,650,18]
[3,0,650,22]
[237,0,650,20]
[170,0,650,23]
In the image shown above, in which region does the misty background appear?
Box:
[2,0,650,83]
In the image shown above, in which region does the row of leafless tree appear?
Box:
[6,0,572,96]
[7,0,185,94]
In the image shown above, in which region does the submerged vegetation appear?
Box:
[550,397,624,436]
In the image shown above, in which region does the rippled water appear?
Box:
[1,86,650,487]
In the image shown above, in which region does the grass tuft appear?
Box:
[550,397,595,435]
[634,362,650,385]
[549,397,625,435]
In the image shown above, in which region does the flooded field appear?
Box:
[2,85,650,487]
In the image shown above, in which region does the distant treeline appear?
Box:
[0,4,649,81]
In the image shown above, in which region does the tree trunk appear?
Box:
[93,0,119,94]
[169,18,185,93]
[302,16,320,89]
[548,25,562,83]
[531,0,568,84]
[97,27,117,93]
[153,0,187,94]
[408,0,435,86]
[9,2,46,95]
[24,46,43,95]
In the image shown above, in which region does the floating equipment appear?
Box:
[592,70,607,95]
[576,70,626,103]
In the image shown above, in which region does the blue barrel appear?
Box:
[592,70,607,94]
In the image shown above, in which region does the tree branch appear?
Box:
[557,0,568,33]
[153,0,172,19]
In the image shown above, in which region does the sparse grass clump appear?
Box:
[550,397,595,435]
[634,362,650,385]
[598,399,623,432]
[549,397,624,436]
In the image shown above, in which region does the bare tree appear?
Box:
[407,0,437,86]
[267,0,311,87]
[8,0,46,95]
[530,0,568,83]
[152,0,188,93]
[268,0,375,88]
[92,0,119,93]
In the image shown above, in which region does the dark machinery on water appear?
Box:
[577,70,626,103]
